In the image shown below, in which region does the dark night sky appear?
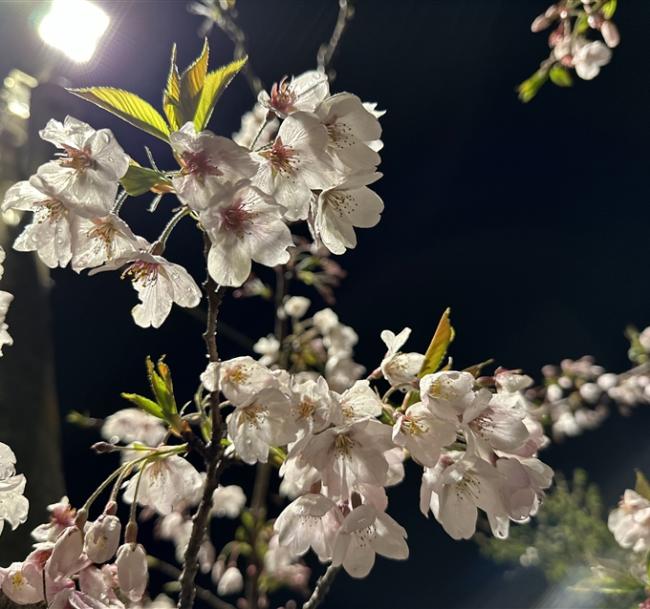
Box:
[2,1,650,607]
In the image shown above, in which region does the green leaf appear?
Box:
[68,87,170,141]
[574,13,589,35]
[121,392,164,419]
[162,44,182,131]
[120,164,173,196]
[517,69,549,103]
[146,356,177,417]
[602,0,617,20]
[635,470,650,501]
[193,57,248,131]
[179,38,210,126]
[549,65,573,88]
[418,308,455,378]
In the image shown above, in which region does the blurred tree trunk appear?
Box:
[0,80,65,564]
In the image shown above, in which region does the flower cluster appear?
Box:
[524,325,650,441]
[0,33,558,609]
[518,0,619,102]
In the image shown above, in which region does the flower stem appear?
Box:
[302,565,341,609]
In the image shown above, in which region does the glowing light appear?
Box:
[38,0,110,63]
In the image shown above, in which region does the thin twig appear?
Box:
[302,565,342,609]
[150,556,236,609]
[317,0,355,79]
[211,5,263,96]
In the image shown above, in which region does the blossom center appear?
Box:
[59,145,94,172]
[260,137,298,176]
[122,261,159,286]
[220,199,254,237]
[88,220,118,255]
[269,78,296,115]
[239,403,267,428]
[294,398,316,421]
[334,433,355,456]
[180,150,223,179]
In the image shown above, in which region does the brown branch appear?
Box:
[317,0,355,79]
[302,565,341,609]
[177,233,227,609]
[211,5,263,96]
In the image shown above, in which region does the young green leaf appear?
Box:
[121,392,164,419]
[163,44,182,131]
[418,308,455,378]
[517,69,549,103]
[67,87,170,141]
[549,65,573,88]
[120,164,173,196]
[602,0,617,20]
[146,356,177,418]
[193,57,248,131]
[179,38,210,126]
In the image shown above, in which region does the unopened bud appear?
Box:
[105,500,118,515]
[588,14,603,29]
[531,15,551,32]
[125,521,138,544]
[545,4,559,19]
[92,441,119,454]
[601,20,620,47]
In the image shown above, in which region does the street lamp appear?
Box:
[37,0,110,64]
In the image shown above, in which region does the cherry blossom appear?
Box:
[274,493,339,561]
[171,122,257,210]
[379,327,424,387]
[211,485,246,518]
[300,419,392,499]
[90,248,201,329]
[259,71,330,118]
[200,180,293,287]
[71,214,142,273]
[574,40,612,80]
[0,442,28,536]
[608,490,650,552]
[284,295,311,318]
[332,503,408,578]
[226,387,298,464]
[392,402,456,467]
[253,112,333,221]
[84,515,122,564]
[123,455,203,515]
[315,93,382,172]
[312,171,384,255]
[289,376,335,435]
[0,561,44,604]
[216,566,243,596]
[37,116,129,214]
[116,543,148,602]
[420,453,506,540]
[32,496,76,543]
[101,408,167,447]
[2,174,81,268]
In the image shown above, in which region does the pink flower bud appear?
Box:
[46,527,88,581]
[116,543,148,602]
[531,15,551,32]
[84,515,121,563]
[601,21,620,48]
